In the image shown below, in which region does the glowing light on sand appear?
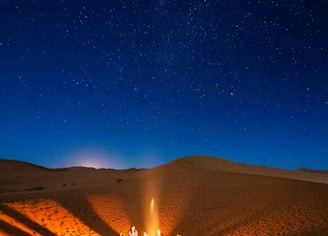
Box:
[142,197,159,236]
[150,198,155,213]
[4,200,99,235]
[144,228,161,236]
[0,209,41,235]
[88,194,131,234]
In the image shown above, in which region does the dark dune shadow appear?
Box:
[215,207,268,236]
[105,170,154,232]
[166,172,278,235]
[159,167,207,235]
[0,204,56,236]
[298,228,328,236]
[0,220,31,236]
[49,190,118,235]
[119,183,147,231]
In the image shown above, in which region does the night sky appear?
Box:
[0,0,327,170]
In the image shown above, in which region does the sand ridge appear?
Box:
[0,155,328,235]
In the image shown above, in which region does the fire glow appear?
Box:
[143,229,161,236]
[143,197,160,236]
[0,195,183,236]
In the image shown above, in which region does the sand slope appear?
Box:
[0,156,328,235]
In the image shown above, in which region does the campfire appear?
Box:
[143,229,161,236]
[120,198,184,236]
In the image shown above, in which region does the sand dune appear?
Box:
[0,155,328,235]
[172,155,328,184]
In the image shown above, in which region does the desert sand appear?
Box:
[0,155,328,236]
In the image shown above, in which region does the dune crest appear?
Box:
[168,155,328,184]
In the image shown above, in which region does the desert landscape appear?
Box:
[0,155,328,236]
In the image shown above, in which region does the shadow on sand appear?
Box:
[0,204,56,236]
[0,190,118,235]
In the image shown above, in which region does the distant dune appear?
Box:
[1,155,328,235]
[171,155,328,184]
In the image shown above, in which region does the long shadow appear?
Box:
[167,172,273,236]
[0,204,56,236]
[50,190,118,235]
[0,220,31,236]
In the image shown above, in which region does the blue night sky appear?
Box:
[0,0,327,170]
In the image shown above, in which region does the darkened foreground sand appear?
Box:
[1,156,328,235]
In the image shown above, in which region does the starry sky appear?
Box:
[0,0,327,170]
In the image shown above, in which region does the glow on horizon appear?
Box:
[51,147,166,169]
[58,149,127,169]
